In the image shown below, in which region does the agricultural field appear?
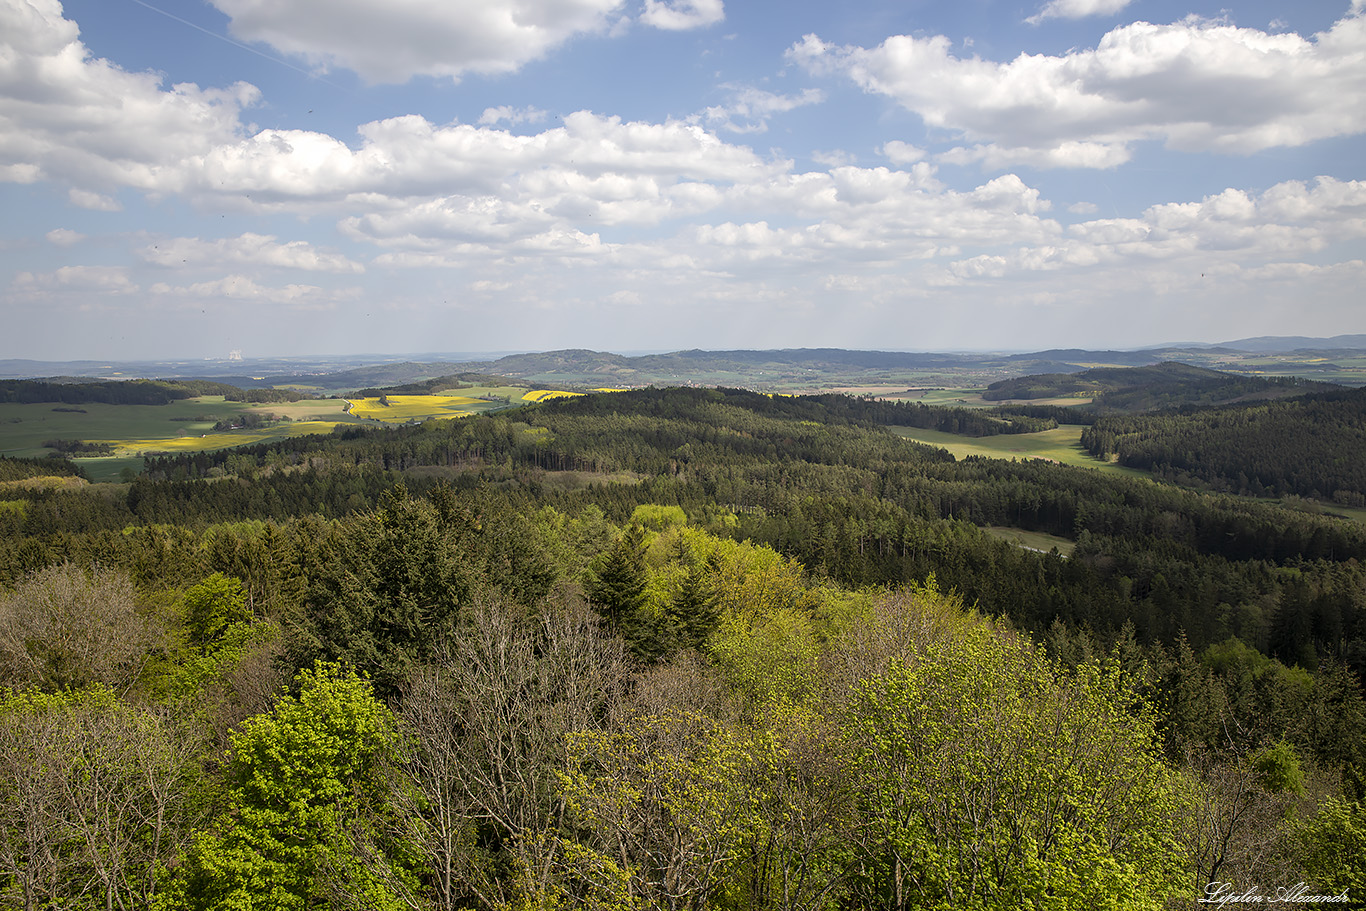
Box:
[0,386,584,482]
[346,394,492,422]
[521,390,585,403]
[890,424,1148,479]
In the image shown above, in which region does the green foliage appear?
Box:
[1294,798,1366,899]
[585,525,656,657]
[707,606,820,709]
[183,573,252,647]
[630,504,687,530]
[845,610,1189,910]
[1252,741,1306,796]
[159,663,412,911]
[286,485,487,695]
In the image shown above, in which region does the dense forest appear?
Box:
[983,362,1326,411]
[1,386,1364,909]
[1081,386,1366,504]
[0,378,239,406]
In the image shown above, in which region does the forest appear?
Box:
[1,385,1364,910]
[982,362,1326,411]
[1081,385,1366,504]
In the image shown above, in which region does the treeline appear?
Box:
[0,455,85,482]
[812,394,1067,435]
[1081,385,1366,503]
[0,378,239,405]
[40,438,114,457]
[351,371,510,397]
[223,387,309,403]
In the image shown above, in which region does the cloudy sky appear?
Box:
[2,0,1364,360]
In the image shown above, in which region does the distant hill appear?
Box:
[1218,334,1366,352]
[7,339,1366,391]
[982,362,1331,411]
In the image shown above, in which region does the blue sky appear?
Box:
[2,0,1363,360]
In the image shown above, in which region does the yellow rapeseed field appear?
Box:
[521,390,584,403]
[347,395,484,421]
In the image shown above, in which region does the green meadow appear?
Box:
[890,424,1149,480]
[982,526,1076,556]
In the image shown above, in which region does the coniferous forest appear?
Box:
[2,386,1364,910]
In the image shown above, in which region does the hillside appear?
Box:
[3,385,1365,906]
[982,361,1331,410]
[1081,384,1366,503]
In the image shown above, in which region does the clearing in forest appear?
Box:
[891,424,1147,479]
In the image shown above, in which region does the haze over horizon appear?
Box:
[3,0,1364,361]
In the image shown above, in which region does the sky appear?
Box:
[1,0,1364,361]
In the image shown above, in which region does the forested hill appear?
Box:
[0,378,239,405]
[3,384,1365,906]
[17,385,1359,672]
[982,361,1328,410]
[1082,384,1366,503]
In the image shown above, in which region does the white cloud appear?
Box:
[478,106,550,127]
[139,233,365,273]
[187,112,781,210]
[640,0,724,31]
[45,228,84,246]
[943,177,1366,280]
[0,0,257,193]
[68,189,121,211]
[811,150,856,167]
[12,265,136,295]
[148,274,343,308]
[1026,0,1133,25]
[209,0,626,84]
[880,141,927,164]
[701,86,823,134]
[790,10,1366,168]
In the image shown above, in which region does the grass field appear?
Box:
[891,424,1150,479]
[982,526,1075,556]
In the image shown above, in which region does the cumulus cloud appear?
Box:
[68,189,121,211]
[790,10,1366,168]
[880,141,927,164]
[186,112,781,210]
[478,106,550,127]
[641,0,724,31]
[1026,0,1133,25]
[45,228,84,246]
[701,86,824,133]
[148,274,342,308]
[942,177,1366,280]
[139,233,365,273]
[12,265,137,295]
[209,0,625,83]
[0,0,257,193]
